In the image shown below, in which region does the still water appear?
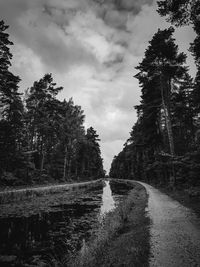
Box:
[0,180,132,266]
[100,180,115,217]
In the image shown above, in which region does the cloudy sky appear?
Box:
[0,0,196,172]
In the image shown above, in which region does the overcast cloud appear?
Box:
[0,0,196,172]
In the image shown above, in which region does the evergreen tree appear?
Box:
[25,74,63,172]
[0,20,24,177]
[136,27,187,159]
[110,27,195,187]
[0,20,104,185]
[157,0,200,134]
[57,98,85,180]
[84,127,104,178]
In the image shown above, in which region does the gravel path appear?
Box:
[140,182,200,267]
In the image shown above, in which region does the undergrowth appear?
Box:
[0,179,102,204]
[67,182,150,267]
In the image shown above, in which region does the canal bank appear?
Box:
[0,179,136,266]
[0,179,103,204]
[72,180,150,267]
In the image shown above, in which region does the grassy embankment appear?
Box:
[70,181,150,267]
[158,185,200,217]
[0,179,102,205]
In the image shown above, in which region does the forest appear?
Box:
[0,20,104,186]
[1,0,200,190]
[110,0,200,189]
[1,2,200,267]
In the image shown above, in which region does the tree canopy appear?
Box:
[0,20,105,186]
[110,26,199,188]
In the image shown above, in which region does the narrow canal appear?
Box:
[0,180,133,266]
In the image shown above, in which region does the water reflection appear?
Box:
[100,180,115,218]
[0,180,132,266]
[0,197,102,266]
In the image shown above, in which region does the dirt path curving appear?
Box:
[139,182,200,267]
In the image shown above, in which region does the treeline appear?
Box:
[110,1,200,188]
[0,20,104,186]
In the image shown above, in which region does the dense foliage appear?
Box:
[110,22,200,188]
[0,20,104,186]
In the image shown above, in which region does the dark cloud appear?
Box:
[104,9,128,30]
[42,4,78,29]
[104,54,124,68]
[0,0,155,73]
[34,34,98,73]
[89,0,154,30]
[115,0,154,12]
[91,0,153,12]
[115,40,129,48]
[0,0,99,72]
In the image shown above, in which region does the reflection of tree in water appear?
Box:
[0,182,131,266]
[0,213,52,254]
[0,199,100,265]
[109,180,133,195]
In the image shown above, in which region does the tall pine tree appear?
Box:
[0,20,24,177]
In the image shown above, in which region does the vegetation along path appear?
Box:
[0,180,102,204]
[140,182,200,267]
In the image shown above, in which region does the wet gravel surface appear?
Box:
[140,182,200,267]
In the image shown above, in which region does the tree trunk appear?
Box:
[67,158,71,180]
[40,136,45,172]
[160,76,174,155]
[63,146,67,180]
[81,160,85,176]
[75,162,78,179]
[160,75,176,187]
[40,151,45,172]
